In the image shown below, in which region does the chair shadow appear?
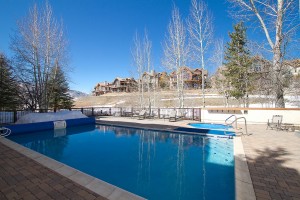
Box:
[246,147,300,199]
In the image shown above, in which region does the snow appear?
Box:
[15,111,87,124]
[92,100,126,107]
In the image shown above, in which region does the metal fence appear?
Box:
[0,107,201,124]
[0,109,54,124]
[71,107,201,120]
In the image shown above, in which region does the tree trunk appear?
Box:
[273,48,285,107]
[273,0,285,108]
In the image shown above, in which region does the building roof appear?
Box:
[284,59,300,69]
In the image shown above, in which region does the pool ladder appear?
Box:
[225,115,249,136]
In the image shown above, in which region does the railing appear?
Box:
[237,117,248,135]
[225,115,248,136]
[225,115,237,128]
[71,107,202,121]
[0,107,202,124]
[0,109,55,124]
[0,127,11,137]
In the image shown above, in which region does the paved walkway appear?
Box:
[0,142,107,200]
[242,125,300,200]
[1,117,300,200]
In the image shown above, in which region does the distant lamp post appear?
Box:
[225,91,229,107]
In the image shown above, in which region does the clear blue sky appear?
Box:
[1,0,297,93]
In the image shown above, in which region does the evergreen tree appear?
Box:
[48,65,74,111]
[223,22,252,107]
[0,53,20,110]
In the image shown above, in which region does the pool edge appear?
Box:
[234,137,256,200]
[96,121,235,138]
[0,137,145,200]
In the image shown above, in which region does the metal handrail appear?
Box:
[225,115,237,128]
[231,117,248,136]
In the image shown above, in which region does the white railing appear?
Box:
[0,127,11,137]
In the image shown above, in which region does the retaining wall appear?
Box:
[201,108,300,125]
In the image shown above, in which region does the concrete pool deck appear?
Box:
[242,124,300,200]
[0,140,107,200]
[1,116,300,199]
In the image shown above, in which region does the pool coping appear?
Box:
[1,121,256,200]
[96,121,235,139]
[234,137,256,200]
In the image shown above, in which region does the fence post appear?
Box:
[192,108,194,120]
[199,108,201,122]
[92,107,94,116]
[158,108,160,119]
[109,108,111,115]
[13,110,17,123]
[81,108,83,114]
[120,107,122,117]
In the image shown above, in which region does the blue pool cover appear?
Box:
[5,117,95,135]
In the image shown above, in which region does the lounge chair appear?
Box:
[138,110,146,120]
[267,115,283,130]
[146,111,155,119]
[169,110,177,122]
[131,111,140,118]
[177,111,186,121]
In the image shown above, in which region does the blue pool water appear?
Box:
[9,124,235,200]
[189,123,232,130]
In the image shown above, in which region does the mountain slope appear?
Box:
[68,90,89,99]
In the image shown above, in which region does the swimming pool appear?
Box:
[9,124,235,200]
[189,123,232,130]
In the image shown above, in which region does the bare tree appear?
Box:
[210,38,230,106]
[132,30,154,109]
[187,0,213,108]
[227,0,300,108]
[132,32,145,108]
[210,38,224,73]
[143,31,156,110]
[10,2,68,110]
[162,6,189,108]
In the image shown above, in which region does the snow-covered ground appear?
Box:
[91,100,126,108]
